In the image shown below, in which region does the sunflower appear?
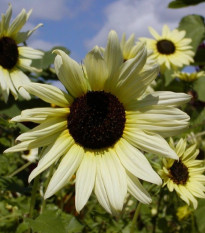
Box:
[0,4,43,102]
[5,31,191,214]
[159,138,205,209]
[173,71,205,82]
[139,25,194,71]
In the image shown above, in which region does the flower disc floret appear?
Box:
[169,160,189,185]
[0,37,19,69]
[156,39,175,55]
[68,91,126,149]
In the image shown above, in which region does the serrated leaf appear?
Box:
[27,210,66,233]
[178,15,205,52]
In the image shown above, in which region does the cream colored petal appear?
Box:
[84,46,108,91]
[15,23,43,44]
[123,34,135,58]
[18,47,44,59]
[127,91,191,110]
[18,58,41,73]
[126,107,189,137]
[175,139,186,157]
[8,8,27,35]
[127,171,152,204]
[117,64,159,105]
[4,131,61,153]
[178,185,198,209]
[23,83,72,107]
[95,150,127,213]
[4,4,12,32]
[11,107,69,123]
[2,69,18,99]
[75,152,96,212]
[116,138,162,184]
[123,129,178,159]
[10,69,31,100]
[182,144,197,160]
[44,144,84,198]
[29,130,74,182]
[104,30,123,92]
[0,67,9,102]
[95,164,113,214]
[16,117,67,141]
[54,50,87,98]
[148,26,161,40]
[117,41,147,83]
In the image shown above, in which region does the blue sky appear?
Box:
[1,0,205,62]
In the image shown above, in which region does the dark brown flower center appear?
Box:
[169,160,189,185]
[0,37,19,70]
[156,39,175,55]
[67,91,126,149]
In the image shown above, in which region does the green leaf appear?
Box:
[32,46,70,70]
[195,199,205,233]
[16,222,30,233]
[168,0,205,8]
[178,15,205,52]
[61,213,84,233]
[193,47,205,66]
[193,77,205,101]
[27,210,66,233]
[0,177,30,194]
[164,69,174,86]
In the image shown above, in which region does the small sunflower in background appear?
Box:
[5,30,191,215]
[139,25,194,72]
[0,4,43,102]
[159,138,205,209]
[173,71,205,82]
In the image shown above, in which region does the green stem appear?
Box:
[29,174,40,219]
[8,161,32,177]
[41,164,55,213]
[130,202,142,233]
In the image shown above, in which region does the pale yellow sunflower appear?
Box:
[173,71,205,82]
[139,25,194,71]
[159,138,205,209]
[0,4,43,102]
[5,31,190,214]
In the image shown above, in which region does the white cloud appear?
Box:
[85,0,205,49]
[0,0,94,21]
[27,39,57,51]
[0,0,69,20]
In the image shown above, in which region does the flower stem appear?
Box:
[8,161,32,177]
[130,202,142,233]
[29,174,40,219]
[41,164,55,213]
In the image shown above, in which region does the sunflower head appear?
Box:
[159,138,205,209]
[139,25,195,72]
[5,30,191,214]
[173,71,205,82]
[0,4,43,102]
